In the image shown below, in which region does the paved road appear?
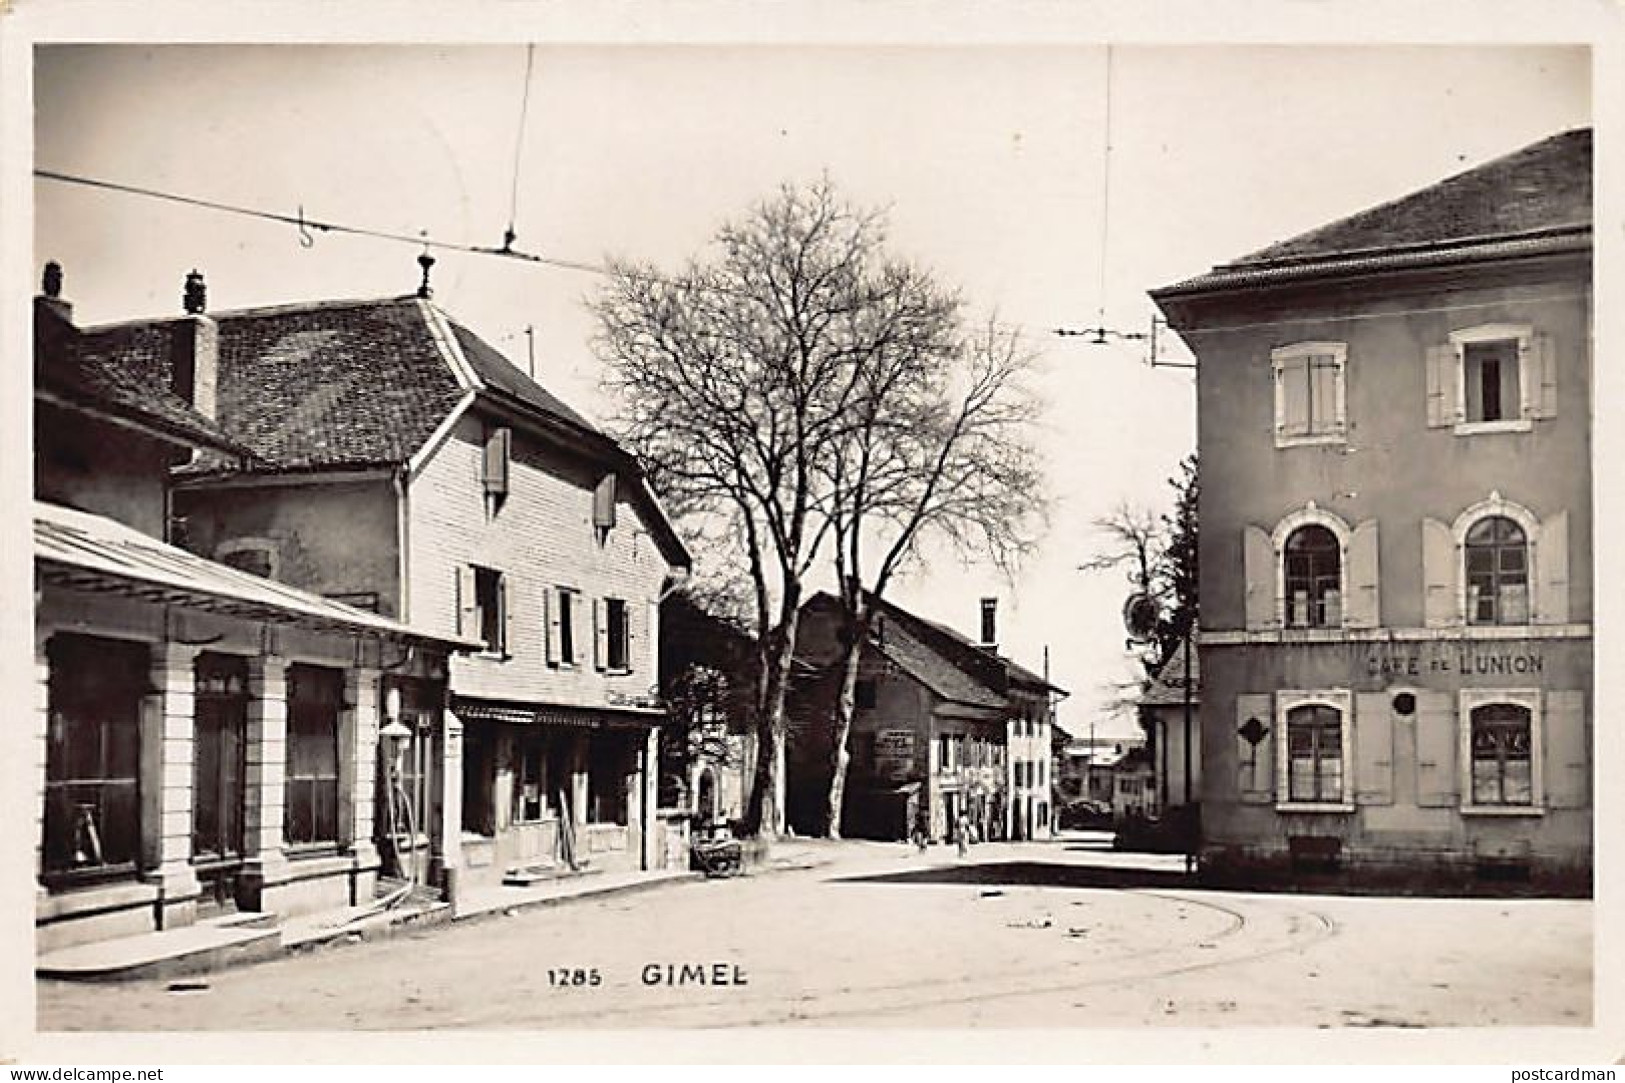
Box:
[37,836,1590,1030]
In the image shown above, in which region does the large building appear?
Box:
[79,273,691,898]
[787,593,1064,843]
[1151,129,1592,888]
[33,266,473,951]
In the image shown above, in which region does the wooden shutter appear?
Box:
[1544,689,1588,809]
[1535,509,1570,625]
[593,474,618,530]
[483,427,511,496]
[1235,693,1274,804]
[1278,356,1309,437]
[543,589,559,666]
[1243,525,1275,631]
[1424,345,1456,428]
[1422,517,1458,628]
[1345,519,1381,628]
[1414,691,1457,807]
[455,565,477,636]
[1354,693,1394,805]
[499,575,513,656]
[1530,332,1558,419]
[592,598,607,670]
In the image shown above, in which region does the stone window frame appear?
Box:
[1271,341,1348,449]
[1451,493,1541,628]
[1457,688,1546,817]
[1272,503,1352,631]
[1274,688,1356,813]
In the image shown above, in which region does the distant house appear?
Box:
[788,593,1065,843]
[1056,735,1135,807]
[1138,646,1201,815]
[32,265,472,951]
[1152,129,1591,886]
[83,276,691,897]
[1110,746,1157,823]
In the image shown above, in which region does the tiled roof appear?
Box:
[904,607,1068,697]
[36,303,246,456]
[873,621,1008,710]
[1158,128,1591,297]
[36,500,478,648]
[1140,644,1200,707]
[449,323,597,434]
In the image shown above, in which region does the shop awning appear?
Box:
[452,696,664,731]
[35,500,481,650]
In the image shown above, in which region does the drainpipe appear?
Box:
[393,468,411,621]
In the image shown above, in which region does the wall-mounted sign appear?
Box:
[1363,644,1546,680]
[874,729,915,781]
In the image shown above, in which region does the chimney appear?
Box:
[172,269,218,419]
[37,260,72,322]
[979,596,998,649]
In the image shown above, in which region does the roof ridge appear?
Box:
[79,294,417,333]
[1223,221,1592,272]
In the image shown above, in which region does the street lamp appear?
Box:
[380,689,416,886]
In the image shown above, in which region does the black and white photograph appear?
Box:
[2,0,1619,1067]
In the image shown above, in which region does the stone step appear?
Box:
[200,909,279,932]
[502,863,600,887]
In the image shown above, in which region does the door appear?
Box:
[192,653,248,911]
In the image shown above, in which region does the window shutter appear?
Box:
[1278,357,1309,436]
[1530,332,1558,419]
[1243,525,1275,631]
[1421,517,1458,628]
[1235,693,1274,804]
[593,598,607,670]
[1310,355,1340,434]
[1535,509,1570,625]
[1414,691,1457,807]
[543,589,559,666]
[1424,345,1456,428]
[455,565,477,636]
[1345,519,1381,628]
[593,474,618,531]
[499,576,513,656]
[1543,689,1588,809]
[483,427,511,496]
[1353,693,1394,805]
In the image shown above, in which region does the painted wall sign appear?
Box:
[874,729,915,780]
[1363,643,1545,680]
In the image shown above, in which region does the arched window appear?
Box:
[1465,516,1528,625]
[1284,525,1342,628]
[1285,703,1343,803]
[1469,703,1533,806]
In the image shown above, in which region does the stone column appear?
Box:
[342,666,381,878]
[433,708,464,897]
[240,655,290,908]
[143,642,202,929]
[640,726,659,870]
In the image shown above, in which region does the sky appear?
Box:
[31,43,1590,738]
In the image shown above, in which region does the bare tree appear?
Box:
[594,180,906,838]
[821,318,1046,836]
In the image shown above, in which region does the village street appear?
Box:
[38,834,1590,1031]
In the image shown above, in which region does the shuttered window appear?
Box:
[1284,525,1341,628]
[1285,704,1344,803]
[1469,703,1534,806]
[1465,516,1528,626]
[1272,343,1346,446]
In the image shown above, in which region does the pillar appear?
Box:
[572,731,590,826]
[641,726,659,870]
[433,709,463,894]
[341,666,381,875]
[33,628,52,894]
[142,642,202,928]
[240,655,290,907]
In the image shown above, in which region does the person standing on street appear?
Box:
[955,811,970,858]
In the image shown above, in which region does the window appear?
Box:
[43,636,146,880]
[1272,342,1347,447]
[513,736,547,824]
[855,680,877,710]
[547,587,580,667]
[587,732,628,825]
[475,567,504,652]
[1469,703,1534,806]
[1465,516,1529,625]
[602,598,630,671]
[1464,339,1519,423]
[286,665,342,847]
[1284,525,1342,628]
[217,538,278,580]
[1285,704,1344,804]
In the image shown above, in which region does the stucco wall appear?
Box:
[37,404,173,538]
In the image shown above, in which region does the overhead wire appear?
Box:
[504,44,537,252]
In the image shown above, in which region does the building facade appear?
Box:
[83,283,690,896]
[33,268,472,951]
[787,593,1063,843]
[1152,129,1592,887]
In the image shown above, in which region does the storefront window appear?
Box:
[1286,704,1343,803]
[286,665,341,847]
[587,732,629,825]
[43,635,147,880]
[1471,703,1534,805]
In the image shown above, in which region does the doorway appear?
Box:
[192,653,248,912]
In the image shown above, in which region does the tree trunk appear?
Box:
[742,584,802,839]
[823,610,867,839]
